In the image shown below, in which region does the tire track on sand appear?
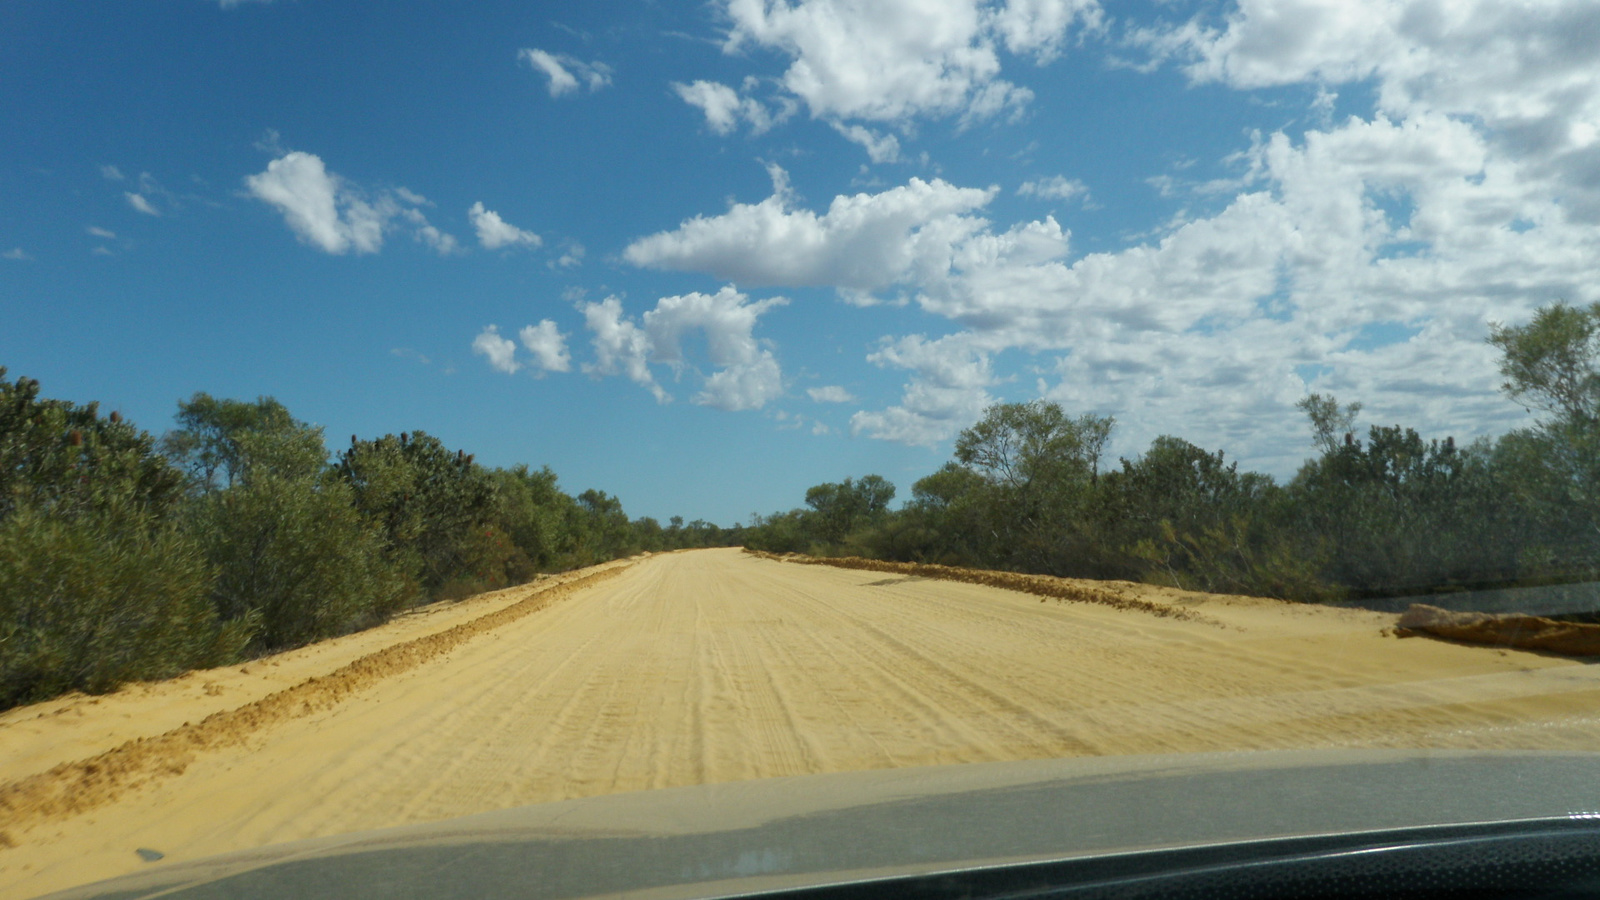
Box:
[0,564,630,834]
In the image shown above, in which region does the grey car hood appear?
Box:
[40,748,1600,899]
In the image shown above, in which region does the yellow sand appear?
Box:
[3,547,1598,898]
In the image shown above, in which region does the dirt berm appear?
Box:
[1398,603,1600,656]
[745,550,1216,624]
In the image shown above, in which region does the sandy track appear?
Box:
[4,547,1600,897]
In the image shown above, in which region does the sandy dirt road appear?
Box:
[4,547,1600,897]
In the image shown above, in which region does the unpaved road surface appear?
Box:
[5,548,1600,897]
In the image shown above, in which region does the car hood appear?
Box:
[39,748,1600,899]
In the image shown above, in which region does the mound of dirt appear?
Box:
[0,564,629,830]
[1397,604,1600,657]
[746,550,1217,624]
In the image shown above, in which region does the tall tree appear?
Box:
[335,431,496,595]
[1489,302,1600,426]
[804,475,896,544]
[1488,302,1600,577]
[490,464,572,572]
[573,488,635,563]
[162,393,326,491]
[952,401,1115,574]
[165,395,408,648]
[1295,393,1364,456]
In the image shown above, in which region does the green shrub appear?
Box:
[335,431,495,597]
[433,524,531,601]
[1,369,187,522]
[0,502,245,709]
[1130,516,1342,603]
[196,474,411,651]
[489,465,572,572]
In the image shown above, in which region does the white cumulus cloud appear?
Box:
[851,334,997,445]
[245,152,380,254]
[245,151,456,255]
[833,123,902,163]
[520,48,612,97]
[624,165,996,300]
[474,0,1600,461]
[672,80,783,135]
[580,287,787,410]
[637,83,1600,462]
[1148,0,1600,220]
[551,241,585,269]
[401,208,461,255]
[469,202,541,249]
[991,0,1103,61]
[519,320,572,373]
[472,325,521,374]
[714,0,1100,159]
[582,296,668,402]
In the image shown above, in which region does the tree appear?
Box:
[335,431,496,595]
[893,463,990,564]
[162,393,326,491]
[952,401,1116,574]
[195,472,407,649]
[1287,424,1512,595]
[1488,428,1597,582]
[632,516,664,551]
[743,508,810,554]
[1109,436,1262,536]
[489,464,572,572]
[954,401,1113,491]
[163,396,410,647]
[1489,302,1600,426]
[803,475,896,545]
[1295,393,1363,456]
[1488,302,1600,578]
[1103,436,1330,598]
[0,371,240,708]
[574,488,635,563]
[0,500,239,708]
[1,368,186,522]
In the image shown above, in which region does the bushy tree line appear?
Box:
[745,303,1600,603]
[0,378,735,709]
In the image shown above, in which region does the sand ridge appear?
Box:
[3,548,1598,898]
[746,550,1227,625]
[1399,603,1600,656]
[0,560,633,842]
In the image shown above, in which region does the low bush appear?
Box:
[0,501,247,708]
[196,474,411,652]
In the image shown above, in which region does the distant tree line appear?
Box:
[746,302,1600,604]
[0,382,739,710]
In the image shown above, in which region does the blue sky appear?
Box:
[5,1,1599,525]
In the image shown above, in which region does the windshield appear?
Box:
[3,1,1599,897]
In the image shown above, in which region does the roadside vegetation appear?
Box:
[3,302,1593,710]
[746,302,1600,605]
[0,380,739,710]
